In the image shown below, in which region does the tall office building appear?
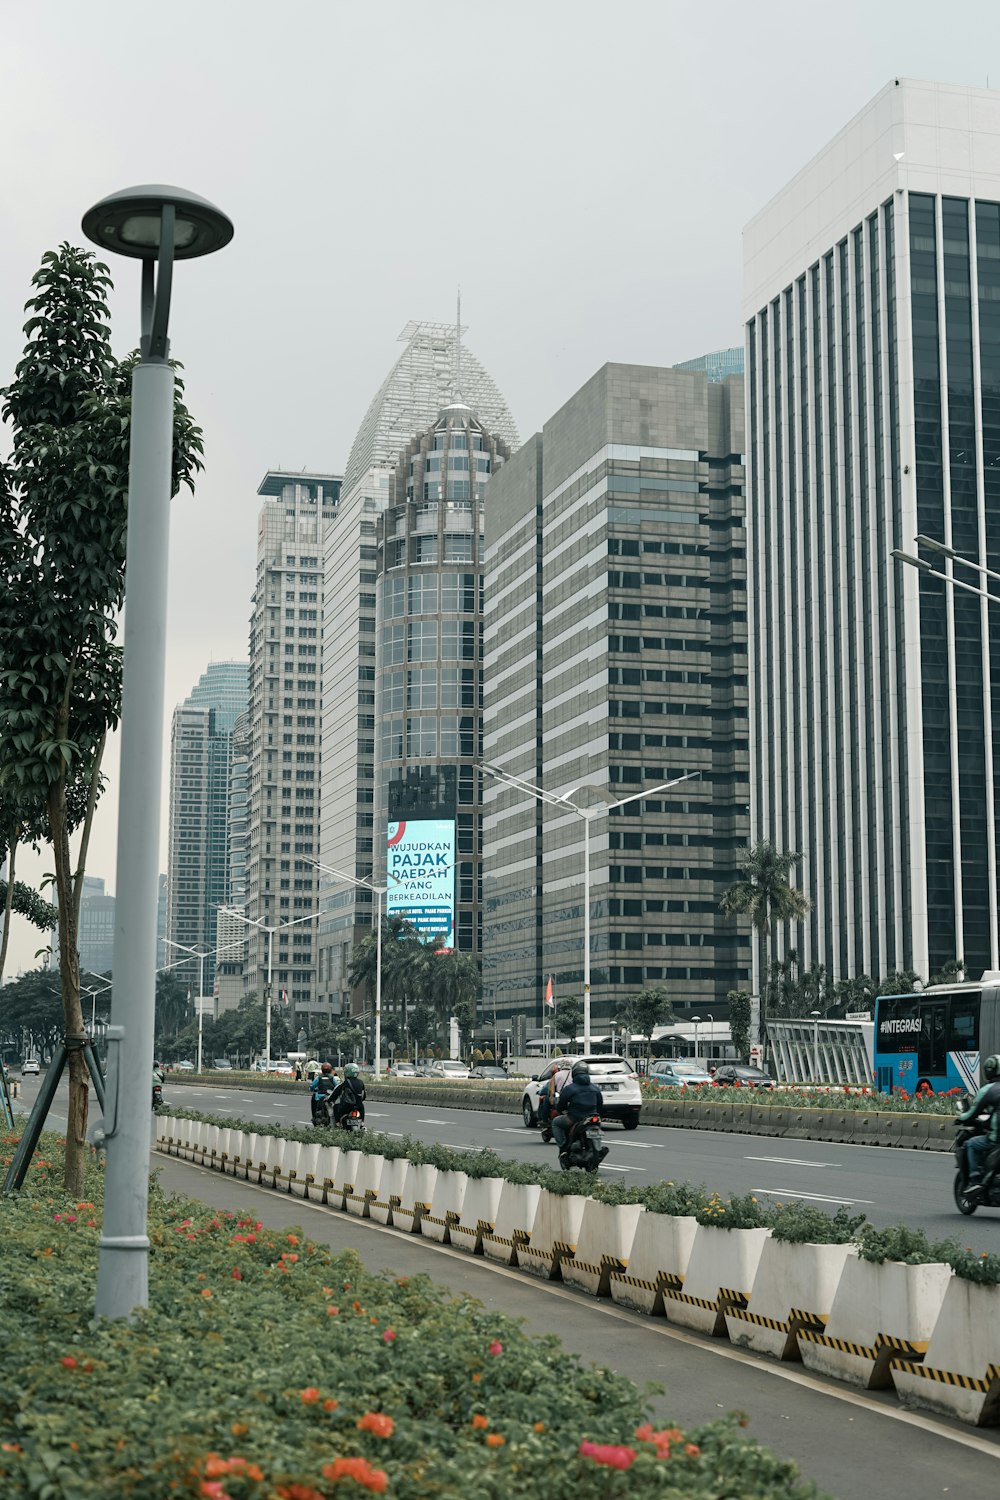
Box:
[245,473,340,1025]
[215,710,250,1013]
[744,78,1000,985]
[78,875,115,976]
[317,322,518,1012]
[482,363,749,1032]
[165,661,248,994]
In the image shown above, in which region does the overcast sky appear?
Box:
[2,0,996,974]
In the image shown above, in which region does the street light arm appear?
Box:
[916,534,1000,590]
[605,771,700,813]
[893,550,1000,604]
[480,762,578,812]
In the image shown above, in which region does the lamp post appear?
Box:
[691,1015,701,1060]
[216,907,328,1070]
[84,184,232,1322]
[705,1012,714,1066]
[81,973,114,1036]
[481,765,700,1052]
[810,1010,821,1083]
[162,940,207,1072]
[303,860,386,1080]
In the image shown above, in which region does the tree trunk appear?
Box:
[0,834,16,985]
[48,778,89,1196]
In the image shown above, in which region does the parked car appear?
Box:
[173,1059,195,1071]
[270,1061,294,1076]
[522,1054,642,1130]
[212,1058,233,1071]
[470,1064,508,1080]
[388,1061,418,1077]
[430,1059,471,1080]
[648,1058,715,1088]
[712,1063,775,1089]
[22,1058,40,1076]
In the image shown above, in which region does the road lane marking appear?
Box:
[745,1155,840,1168]
[751,1186,872,1205]
[615,1141,657,1148]
[418,1118,450,1124]
[494,1128,528,1134]
[601,1164,646,1173]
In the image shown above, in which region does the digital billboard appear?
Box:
[386,818,455,944]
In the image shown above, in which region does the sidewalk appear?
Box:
[153,1154,1000,1498]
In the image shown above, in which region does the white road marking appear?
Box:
[751,1186,873,1206]
[614,1141,658,1148]
[494,1127,529,1134]
[418,1118,450,1125]
[745,1155,840,1168]
[601,1164,646,1173]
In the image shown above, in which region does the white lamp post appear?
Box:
[81,973,114,1035]
[216,906,328,1070]
[481,765,700,1052]
[705,1012,714,1065]
[691,1014,701,1060]
[810,1010,821,1082]
[84,184,232,1322]
[304,860,386,1080]
[162,939,208,1072]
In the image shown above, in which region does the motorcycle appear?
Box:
[338,1107,365,1135]
[312,1093,365,1134]
[152,1083,164,1111]
[557,1114,608,1172]
[953,1098,1000,1215]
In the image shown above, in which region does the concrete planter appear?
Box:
[177,1119,198,1162]
[800,1252,953,1389]
[891,1277,1000,1425]
[726,1238,854,1359]
[396,1163,438,1234]
[242,1134,262,1182]
[346,1153,385,1218]
[609,1211,699,1315]
[287,1141,321,1199]
[215,1128,233,1172]
[421,1169,468,1245]
[227,1131,247,1176]
[317,1145,341,1204]
[369,1156,409,1226]
[482,1181,541,1265]
[450,1176,505,1256]
[662,1224,771,1336]
[520,1190,588,1282]
[330,1148,363,1209]
[561,1199,644,1298]
[268,1137,291,1192]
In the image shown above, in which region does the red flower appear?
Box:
[471,1414,489,1430]
[321,1457,387,1492]
[300,1387,321,1404]
[382,1328,396,1344]
[357,1412,394,1438]
[579,1440,636,1471]
[61,1356,77,1370]
[488,1340,503,1356]
[231,1268,243,1281]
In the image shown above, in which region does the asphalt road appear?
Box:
[15,1073,1000,1250]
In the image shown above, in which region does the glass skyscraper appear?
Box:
[743,78,1000,985]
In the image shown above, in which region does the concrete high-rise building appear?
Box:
[317,322,518,1013]
[79,875,115,976]
[215,710,250,1014]
[743,78,1000,985]
[245,473,339,1024]
[482,363,749,1033]
[166,661,248,995]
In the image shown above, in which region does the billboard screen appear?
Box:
[386,818,455,944]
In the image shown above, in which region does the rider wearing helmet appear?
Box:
[958,1054,1000,1189]
[331,1061,367,1125]
[551,1062,606,1161]
[310,1061,337,1124]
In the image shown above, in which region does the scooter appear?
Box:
[557,1114,608,1172]
[953,1099,1000,1215]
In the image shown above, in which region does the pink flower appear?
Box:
[383,1328,397,1343]
[579,1440,636,1471]
[488,1340,503,1356]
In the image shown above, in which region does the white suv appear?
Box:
[522,1054,642,1130]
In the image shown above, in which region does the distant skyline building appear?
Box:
[78,875,115,976]
[743,77,1000,985]
[317,321,518,1014]
[215,709,250,1014]
[245,473,339,1024]
[165,661,248,996]
[674,346,744,382]
[481,362,749,1032]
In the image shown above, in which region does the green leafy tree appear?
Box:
[831,974,876,1018]
[407,1004,437,1058]
[727,989,752,1061]
[877,970,923,996]
[0,795,58,983]
[719,841,811,1040]
[555,996,583,1050]
[154,969,190,1043]
[424,944,481,1039]
[0,968,66,1061]
[929,957,965,987]
[348,915,423,1026]
[0,244,203,1192]
[631,987,674,1064]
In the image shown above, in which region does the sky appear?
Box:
[1,0,997,975]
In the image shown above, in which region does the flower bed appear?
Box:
[0,1133,827,1499]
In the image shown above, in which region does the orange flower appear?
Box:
[356,1412,394,1438]
[327,1306,339,1317]
[230,1424,248,1438]
[61,1356,77,1370]
[684,1443,701,1458]
[471,1414,489,1430]
[485,1433,505,1448]
[471,1372,481,1384]
[323,1398,339,1412]
[300,1387,321,1404]
[533,1422,545,1433]
[321,1457,387,1493]
[287,1234,300,1245]
[201,1288,213,1299]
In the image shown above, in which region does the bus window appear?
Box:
[948,995,980,1052]
[918,1001,948,1077]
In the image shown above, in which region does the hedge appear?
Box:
[0,1131,828,1500]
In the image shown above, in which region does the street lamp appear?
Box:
[481,764,700,1052]
[304,859,386,1080]
[81,974,114,1036]
[216,906,329,1071]
[810,1010,821,1083]
[84,184,232,1323]
[691,1015,701,1059]
[162,940,208,1073]
[705,1012,714,1066]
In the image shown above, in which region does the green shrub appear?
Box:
[0,1133,828,1499]
[934,1239,1000,1286]
[856,1224,943,1265]
[694,1192,774,1230]
[769,1203,865,1245]
[594,1179,710,1217]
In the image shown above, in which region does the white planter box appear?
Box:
[215,1128,233,1171]
[726,1239,854,1359]
[317,1145,341,1203]
[520,1191,588,1282]
[267,1137,291,1191]
[450,1176,505,1256]
[891,1276,1000,1425]
[227,1131,247,1176]
[421,1170,469,1244]
[561,1200,644,1298]
[663,1224,771,1336]
[397,1163,438,1234]
[800,1252,953,1389]
[243,1134,262,1182]
[195,1124,216,1166]
[483,1181,542,1266]
[610,1211,699,1315]
[346,1153,385,1218]
[290,1142,323,1200]
[331,1148,363,1208]
[369,1156,409,1225]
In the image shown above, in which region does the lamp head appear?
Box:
[82,184,233,261]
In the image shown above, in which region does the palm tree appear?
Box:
[719,840,811,1036]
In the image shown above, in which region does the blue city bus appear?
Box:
[872,980,1000,1095]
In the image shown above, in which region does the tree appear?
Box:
[0,244,203,1193]
[555,996,583,1050]
[424,945,481,1038]
[831,974,876,1018]
[877,970,923,996]
[348,915,423,1023]
[719,840,811,1040]
[0,969,66,1062]
[617,987,673,1064]
[154,970,190,1043]
[0,790,57,984]
[727,989,752,1061]
[407,1004,436,1058]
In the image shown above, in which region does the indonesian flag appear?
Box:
[281,987,289,1007]
[544,975,554,1009]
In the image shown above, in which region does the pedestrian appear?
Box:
[294,1060,303,1082]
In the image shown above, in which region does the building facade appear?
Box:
[165,662,248,995]
[482,362,749,1034]
[245,473,339,1026]
[78,875,115,977]
[675,347,745,383]
[316,322,518,1014]
[743,78,1000,985]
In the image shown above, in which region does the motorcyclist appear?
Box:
[551,1062,606,1162]
[331,1062,367,1126]
[538,1061,572,1130]
[310,1061,337,1124]
[958,1054,1000,1190]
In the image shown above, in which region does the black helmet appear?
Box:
[984,1055,1000,1083]
[571,1062,590,1083]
